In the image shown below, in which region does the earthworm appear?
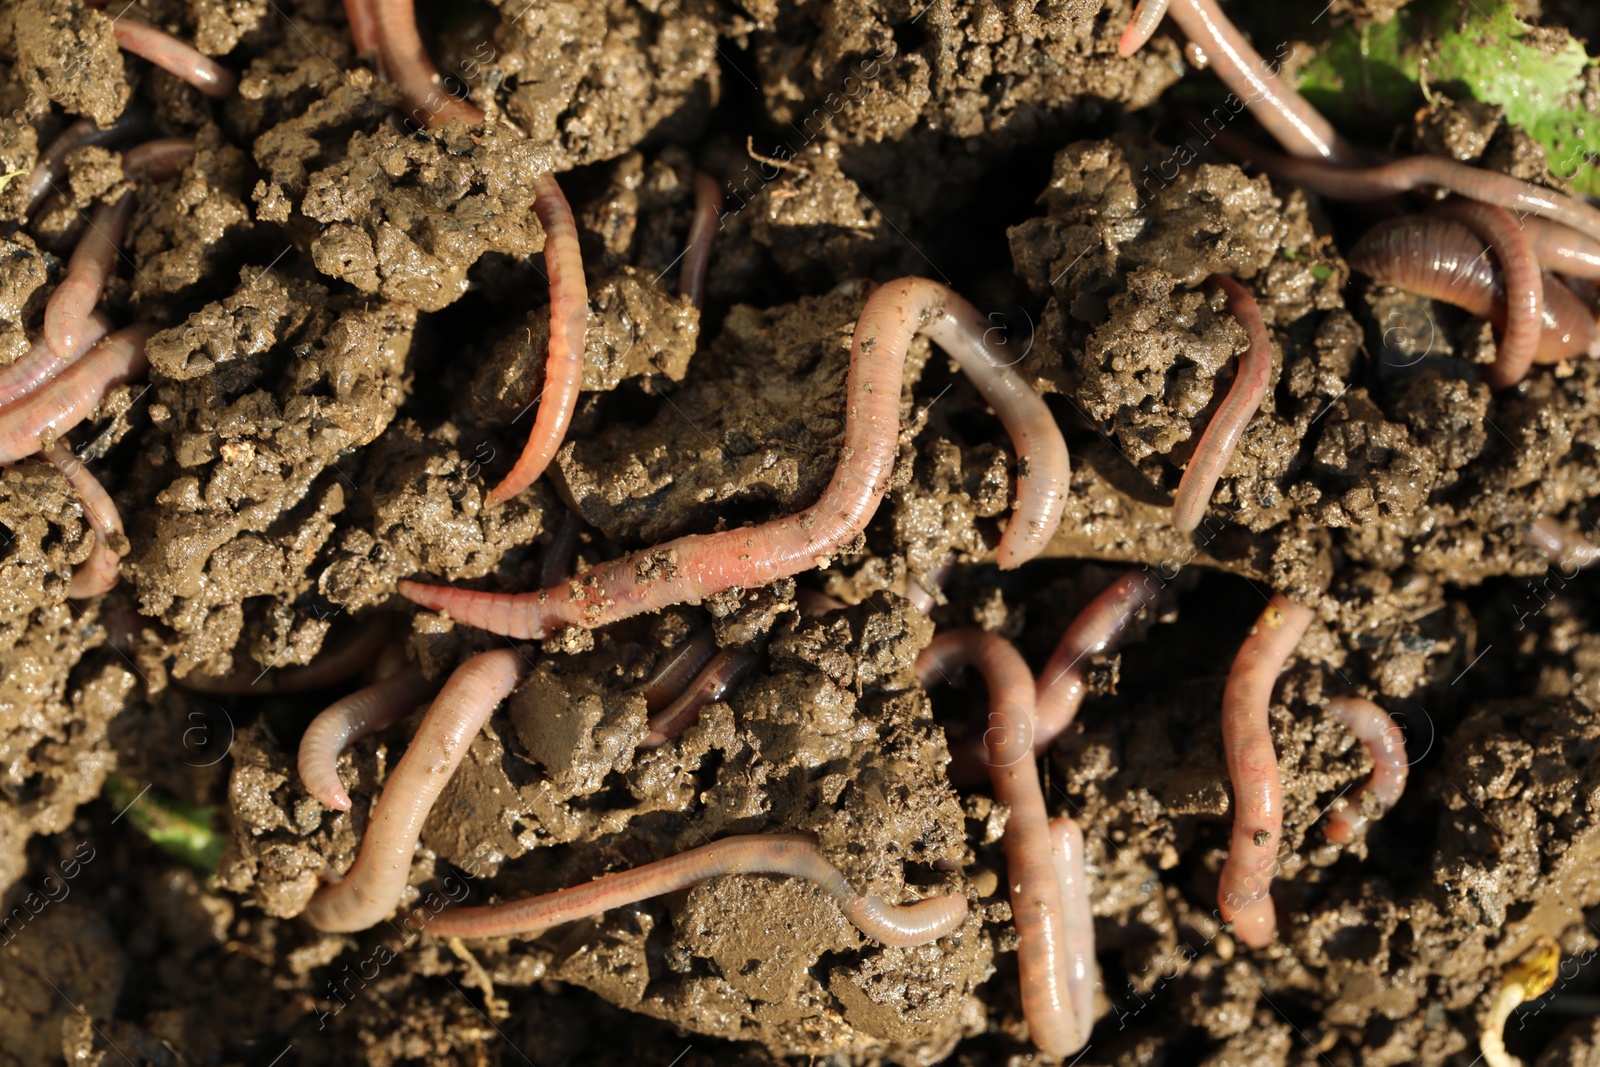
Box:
[1525,517,1600,571]
[303,649,527,932]
[1323,696,1408,845]
[0,312,112,409]
[483,172,589,506]
[343,0,381,54]
[1118,0,1171,56]
[1172,275,1274,533]
[906,555,952,616]
[178,616,394,695]
[638,629,718,713]
[298,667,433,810]
[915,628,1087,1056]
[536,509,584,589]
[639,648,760,748]
[1433,199,1543,388]
[1523,216,1600,280]
[1165,0,1355,163]
[1217,593,1312,948]
[1215,129,1600,248]
[0,324,155,465]
[24,111,152,220]
[426,832,968,946]
[373,0,485,129]
[1048,816,1096,1043]
[42,442,124,598]
[796,589,849,616]
[1348,216,1594,367]
[112,19,238,98]
[43,138,195,363]
[400,278,1070,637]
[681,171,723,309]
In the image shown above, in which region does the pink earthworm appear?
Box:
[483,172,589,505]
[1166,0,1356,163]
[906,554,953,616]
[1172,275,1275,533]
[343,0,381,54]
[297,667,433,810]
[1047,816,1096,1043]
[426,832,967,945]
[916,629,1088,1056]
[1218,593,1312,948]
[1118,0,1171,57]
[1523,217,1600,280]
[1215,129,1600,248]
[111,18,238,98]
[23,112,152,220]
[681,171,723,309]
[0,312,112,409]
[536,509,584,589]
[1432,199,1544,388]
[41,442,124,598]
[638,628,718,713]
[0,324,155,465]
[639,648,760,748]
[1526,517,1600,570]
[400,278,1070,638]
[43,138,195,363]
[373,0,486,130]
[179,618,394,695]
[1348,216,1593,367]
[1323,696,1408,845]
[303,649,527,932]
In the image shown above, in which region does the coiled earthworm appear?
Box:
[343,0,381,54]
[1118,0,1171,56]
[0,324,155,465]
[1218,593,1312,948]
[43,138,195,363]
[1048,816,1096,1044]
[42,442,124,598]
[640,648,760,748]
[374,0,485,129]
[916,629,1089,1056]
[0,312,112,409]
[1323,696,1408,845]
[426,832,968,946]
[483,172,589,506]
[1165,0,1356,163]
[303,649,527,932]
[400,278,1070,637]
[536,509,584,589]
[1523,217,1600,281]
[1215,128,1600,248]
[298,667,433,810]
[112,19,238,98]
[638,628,718,713]
[1526,517,1600,571]
[179,618,394,695]
[1433,200,1543,388]
[1348,216,1594,368]
[24,111,152,220]
[1173,275,1274,532]
[681,171,723,310]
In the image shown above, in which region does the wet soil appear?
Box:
[4,0,1600,1065]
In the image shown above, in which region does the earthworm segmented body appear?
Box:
[1218,594,1312,948]
[1173,275,1275,533]
[0,312,112,409]
[43,138,195,363]
[1348,216,1594,368]
[916,629,1090,1056]
[681,171,724,310]
[342,0,381,55]
[638,629,719,712]
[400,278,1070,638]
[1047,816,1096,1044]
[298,667,432,811]
[1523,216,1600,281]
[112,19,238,98]
[0,324,156,465]
[483,172,589,506]
[303,649,527,932]
[374,0,485,129]
[1323,697,1408,845]
[640,648,759,748]
[1118,0,1172,56]
[24,112,152,220]
[424,833,970,947]
[42,442,125,598]
[536,509,584,590]
[1526,517,1600,570]
[1432,200,1544,388]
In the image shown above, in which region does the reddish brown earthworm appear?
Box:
[111,19,238,98]
[0,312,112,409]
[303,649,527,932]
[23,112,152,220]
[681,171,723,310]
[1172,275,1275,532]
[1348,216,1594,367]
[1323,696,1408,845]
[1216,129,1600,248]
[1118,0,1171,56]
[400,278,1070,637]
[43,138,195,362]
[638,628,719,713]
[483,172,589,505]
[426,832,968,946]
[796,589,849,616]
[0,324,155,465]
[1047,816,1096,1043]
[1165,0,1356,163]
[1432,200,1544,388]
[916,628,1088,1056]
[298,667,432,810]
[373,0,485,129]
[42,442,124,598]
[536,509,584,589]
[1526,517,1600,570]
[343,0,381,54]
[639,648,760,748]
[1218,593,1312,948]
[1524,217,1600,280]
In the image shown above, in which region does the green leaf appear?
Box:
[0,170,24,194]
[105,774,225,873]
[1296,0,1600,194]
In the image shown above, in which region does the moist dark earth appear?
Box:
[1,0,1600,1064]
